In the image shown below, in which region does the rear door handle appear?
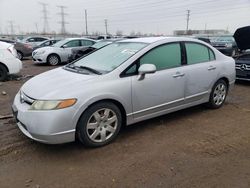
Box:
[208,66,216,71]
[173,72,185,78]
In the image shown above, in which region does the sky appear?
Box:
[0,0,250,35]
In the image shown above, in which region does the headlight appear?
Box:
[225,43,233,48]
[30,99,77,110]
[37,50,46,55]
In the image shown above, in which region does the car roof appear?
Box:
[0,41,12,49]
[65,37,96,41]
[118,37,205,44]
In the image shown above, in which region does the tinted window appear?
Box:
[209,49,215,60]
[140,43,181,70]
[65,40,80,48]
[81,40,95,46]
[36,38,47,42]
[27,38,35,42]
[186,43,210,64]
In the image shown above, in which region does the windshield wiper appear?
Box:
[78,66,102,75]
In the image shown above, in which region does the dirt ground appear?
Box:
[0,59,250,188]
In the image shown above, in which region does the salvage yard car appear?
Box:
[211,36,238,56]
[0,38,33,60]
[0,41,22,81]
[32,38,96,65]
[234,26,250,81]
[12,37,235,147]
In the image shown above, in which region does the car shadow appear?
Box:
[30,104,209,155]
[235,80,250,86]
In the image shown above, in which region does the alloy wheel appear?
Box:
[213,83,227,106]
[86,108,118,143]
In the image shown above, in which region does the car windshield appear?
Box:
[91,41,113,49]
[52,39,69,47]
[72,42,147,73]
[215,37,234,42]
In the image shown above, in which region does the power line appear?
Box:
[57,5,68,35]
[39,2,49,34]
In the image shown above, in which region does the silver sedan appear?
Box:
[12,37,235,147]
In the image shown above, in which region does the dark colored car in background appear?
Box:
[0,38,33,60]
[68,39,123,62]
[33,39,61,51]
[234,26,250,81]
[211,36,238,56]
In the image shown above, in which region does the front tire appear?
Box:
[207,79,228,109]
[47,54,60,66]
[0,64,8,81]
[77,102,122,147]
[17,51,23,60]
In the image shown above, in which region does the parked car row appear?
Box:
[234,26,250,81]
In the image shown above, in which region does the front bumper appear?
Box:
[32,53,47,64]
[12,92,76,144]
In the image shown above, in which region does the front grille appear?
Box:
[235,64,250,71]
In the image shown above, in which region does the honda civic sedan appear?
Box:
[12,37,235,147]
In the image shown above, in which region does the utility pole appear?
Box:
[186,10,190,35]
[57,5,68,35]
[8,21,15,35]
[35,23,39,33]
[39,2,49,34]
[104,19,108,36]
[85,9,88,36]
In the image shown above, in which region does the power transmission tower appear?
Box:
[8,21,15,35]
[85,9,88,36]
[57,5,68,35]
[39,2,49,34]
[186,10,191,34]
[104,19,108,35]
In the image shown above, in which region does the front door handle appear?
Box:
[208,66,216,71]
[173,72,185,78]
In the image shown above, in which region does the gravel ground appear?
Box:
[0,59,250,188]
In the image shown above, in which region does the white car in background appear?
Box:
[32,38,96,66]
[0,41,22,81]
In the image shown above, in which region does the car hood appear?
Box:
[233,26,250,50]
[21,67,98,99]
[34,46,57,52]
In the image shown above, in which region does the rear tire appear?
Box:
[0,64,8,81]
[207,79,228,109]
[77,102,122,147]
[47,54,60,66]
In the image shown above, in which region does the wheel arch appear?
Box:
[218,77,229,89]
[46,53,61,63]
[0,62,9,73]
[75,98,128,141]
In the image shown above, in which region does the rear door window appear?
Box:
[185,43,211,64]
[65,40,80,48]
[81,40,95,46]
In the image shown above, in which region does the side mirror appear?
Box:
[61,44,67,48]
[138,64,156,80]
